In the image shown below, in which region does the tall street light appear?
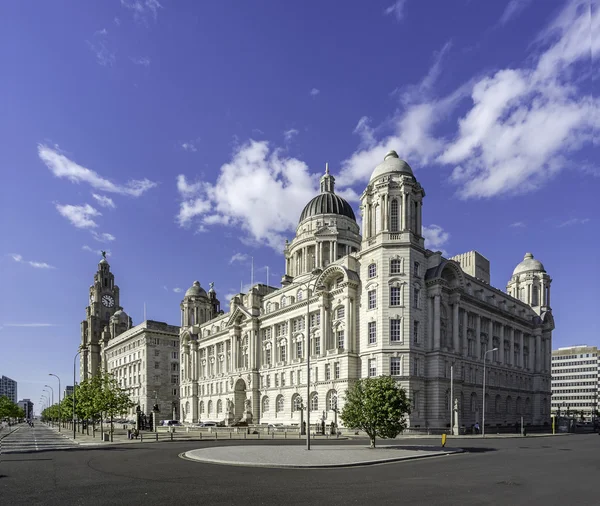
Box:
[44,385,54,406]
[49,373,61,432]
[73,349,82,439]
[482,347,498,437]
[298,268,324,451]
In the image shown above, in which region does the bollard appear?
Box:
[140,432,143,442]
[229,431,232,439]
[441,433,447,447]
[244,431,247,439]
[215,431,218,440]
[155,432,158,441]
[170,432,173,441]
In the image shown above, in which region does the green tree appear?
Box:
[0,395,24,421]
[340,376,411,448]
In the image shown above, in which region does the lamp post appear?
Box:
[49,373,62,432]
[43,388,53,426]
[73,349,81,439]
[299,269,324,451]
[482,347,498,437]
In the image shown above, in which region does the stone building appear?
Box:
[179,151,554,431]
[80,256,180,422]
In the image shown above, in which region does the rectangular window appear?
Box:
[172,388,178,396]
[390,258,402,274]
[171,363,178,371]
[297,370,302,384]
[413,262,420,277]
[413,287,420,309]
[266,348,272,366]
[171,351,178,359]
[296,341,302,359]
[310,313,320,327]
[280,345,286,362]
[154,350,160,357]
[281,372,286,386]
[290,371,294,385]
[368,289,376,310]
[413,358,420,376]
[154,362,159,369]
[390,286,402,306]
[413,321,419,344]
[266,375,271,388]
[368,322,377,344]
[172,340,178,347]
[325,364,331,380]
[337,330,344,349]
[368,358,376,377]
[171,374,179,384]
[336,306,345,319]
[368,263,377,278]
[390,357,401,376]
[275,374,279,387]
[334,362,340,379]
[314,338,320,356]
[390,318,402,342]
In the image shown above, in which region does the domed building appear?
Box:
[179,153,554,432]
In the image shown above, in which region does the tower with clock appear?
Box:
[80,254,123,380]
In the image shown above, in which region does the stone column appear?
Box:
[433,294,441,349]
[231,334,237,371]
[406,194,412,232]
[497,324,504,365]
[401,193,407,230]
[509,327,515,367]
[519,332,524,368]
[462,310,468,357]
[535,332,541,372]
[427,296,433,350]
[488,319,494,359]
[345,295,352,352]
[452,298,460,353]
[475,315,481,359]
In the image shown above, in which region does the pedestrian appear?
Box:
[474,422,480,435]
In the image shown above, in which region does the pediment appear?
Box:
[226,305,253,327]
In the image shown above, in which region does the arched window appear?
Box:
[327,390,338,411]
[276,395,285,413]
[506,396,512,414]
[280,296,287,308]
[495,395,501,414]
[532,285,539,306]
[390,198,399,232]
[470,392,477,413]
[185,401,190,415]
[217,399,222,413]
[266,302,271,313]
[310,393,319,412]
[297,289,303,301]
[207,400,213,414]
[516,397,522,415]
[262,397,270,413]
[293,395,303,412]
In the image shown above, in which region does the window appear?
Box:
[310,394,319,411]
[293,395,303,411]
[310,313,320,327]
[413,287,420,309]
[280,296,286,308]
[172,388,177,396]
[390,286,402,306]
[325,364,331,380]
[390,318,402,342]
[368,289,376,310]
[171,363,179,371]
[297,370,301,384]
[290,371,294,385]
[334,362,340,379]
[368,263,377,278]
[277,396,284,412]
[266,375,271,388]
[171,375,179,384]
[390,258,402,274]
[154,350,160,357]
[329,393,338,411]
[265,348,272,366]
[390,357,401,376]
[262,397,270,412]
[275,374,279,387]
[368,358,377,377]
[390,199,399,232]
[413,321,419,344]
[413,357,420,376]
[337,330,344,349]
[413,262,420,277]
[368,322,377,344]
[154,362,159,369]
[336,306,345,319]
[171,351,179,359]
[297,289,303,301]
[296,341,302,359]
[281,372,285,387]
[279,344,286,362]
[314,338,320,356]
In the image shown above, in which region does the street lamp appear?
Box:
[44,385,54,406]
[43,388,53,426]
[482,347,498,437]
[49,373,61,432]
[73,349,82,439]
[298,268,324,451]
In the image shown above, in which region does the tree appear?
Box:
[0,396,24,421]
[340,376,411,448]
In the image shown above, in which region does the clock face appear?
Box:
[101,295,115,308]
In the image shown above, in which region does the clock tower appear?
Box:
[80,254,121,380]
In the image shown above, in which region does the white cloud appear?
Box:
[91,231,116,242]
[181,141,198,152]
[284,129,299,142]
[173,287,183,293]
[39,144,157,196]
[3,323,58,327]
[558,217,589,227]
[384,0,407,22]
[121,0,162,24]
[176,140,317,250]
[83,245,111,257]
[229,253,249,264]
[500,0,534,25]
[422,224,450,256]
[131,56,151,66]
[87,39,115,66]
[10,253,55,269]
[114,17,121,26]
[309,88,320,97]
[92,194,116,208]
[56,203,101,229]
[340,1,598,199]
[95,28,108,36]
[510,221,526,228]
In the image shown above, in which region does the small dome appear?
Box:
[512,253,546,276]
[99,258,108,265]
[185,281,207,297]
[299,193,356,223]
[111,309,129,324]
[369,150,414,182]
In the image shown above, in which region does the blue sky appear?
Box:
[1,0,597,412]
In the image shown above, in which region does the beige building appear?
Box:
[178,151,555,431]
[551,345,599,420]
[80,257,180,421]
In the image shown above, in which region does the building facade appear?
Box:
[17,399,34,419]
[0,375,17,403]
[179,151,555,430]
[551,345,599,420]
[64,386,74,400]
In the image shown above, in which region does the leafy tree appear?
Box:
[340,376,411,448]
[0,395,24,420]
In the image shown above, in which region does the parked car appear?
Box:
[161,420,182,427]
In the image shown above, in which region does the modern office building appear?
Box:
[64,386,74,399]
[17,398,34,419]
[178,152,555,430]
[0,375,17,403]
[551,345,599,420]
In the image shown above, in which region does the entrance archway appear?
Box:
[234,379,247,421]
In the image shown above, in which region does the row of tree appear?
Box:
[41,372,134,428]
[0,395,26,421]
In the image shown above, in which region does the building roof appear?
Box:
[185,280,207,297]
[369,150,414,182]
[512,253,545,276]
[299,192,356,223]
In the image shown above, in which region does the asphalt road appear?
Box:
[0,424,78,454]
[0,434,597,505]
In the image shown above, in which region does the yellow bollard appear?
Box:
[441,433,447,447]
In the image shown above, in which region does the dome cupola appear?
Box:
[512,253,546,276]
[185,281,207,298]
[369,150,414,182]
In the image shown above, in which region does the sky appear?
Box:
[0,0,598,414]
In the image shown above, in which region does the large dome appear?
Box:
[299,192,356,223]
[512,253,545,276]
[111,308,129,324]
[370,150,414,182]
[185,281,207,298]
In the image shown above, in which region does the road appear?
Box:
[0,433,597,505]
[0,424,78,454]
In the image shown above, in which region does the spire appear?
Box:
[320,163,335,193]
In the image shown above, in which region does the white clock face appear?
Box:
[101,295,115,308]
